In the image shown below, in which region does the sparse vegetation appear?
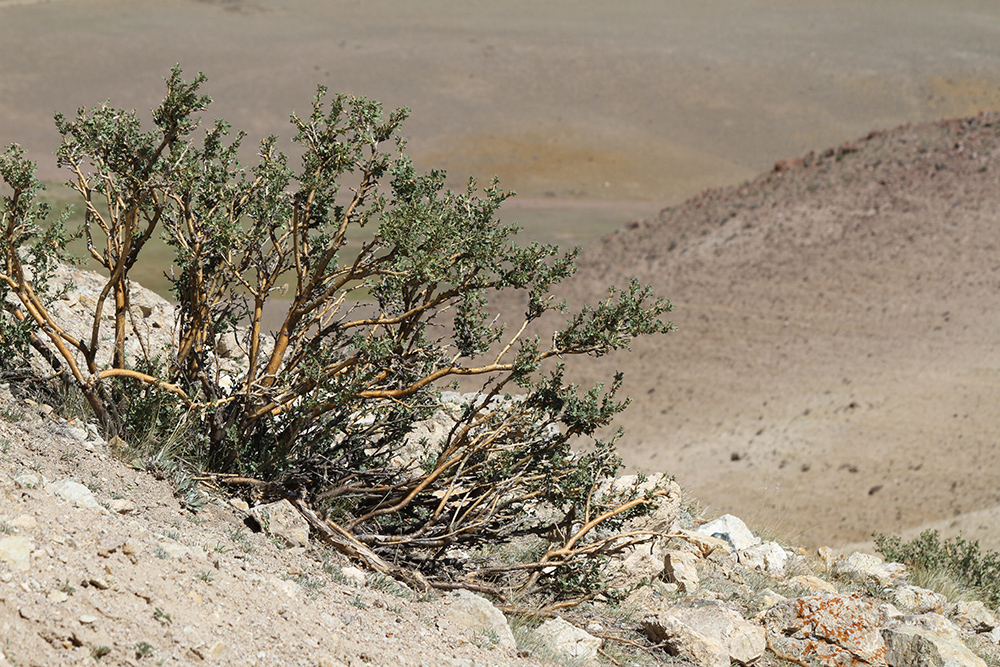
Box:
[0,66,672,602]
[874,529,1000,607]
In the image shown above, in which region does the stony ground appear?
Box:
[3,387,1000,667]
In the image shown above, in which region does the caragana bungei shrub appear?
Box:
[1,67,675,600]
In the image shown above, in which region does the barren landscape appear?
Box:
[5,1,1000,664]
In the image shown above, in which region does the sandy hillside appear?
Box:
[561,113,1000,552]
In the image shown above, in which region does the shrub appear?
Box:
[0,67,674,600]
[874,529,1000,607]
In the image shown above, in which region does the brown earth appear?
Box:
[562,114,1000,553]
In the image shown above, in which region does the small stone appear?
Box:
[788,574,838,594]
[79,615,98,625]
[340,566,366,588]
[49,479,101,509]
[696,514,759,551]
[207,642,229,659]
[250,499,310,547]
[230,498,250,513]
[8,515,37,530]
[107,499,137,514]
[0,536,33,571]
[48,590,69,603]
[89,577,110,590]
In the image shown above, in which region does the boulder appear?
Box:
[883,625,987,667]
[832,552,895,587]
[766,592,887,666]
[696,514,759,552]
[738,541,788,575]
[643,599,765,666]
[442,589,516,651]
[663,550,700,593]
[894,585,946,614]
[947,601,997,633]
[533,616,601,665]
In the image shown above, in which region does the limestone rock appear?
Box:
[832,551,894,586]
[679,528,733,555]
[788,574,838,594]
[642,611,729,667]
[894,585,946,614]
[696,514,759,551]
[339,566,366,588]
[644,599,765,666]
[49,479,101,509]
[947,601,997,633]
[899,612,961,637]
[883,625,987,667]
[663,550,700,593]
[12,471,43,489]
[533,616,601,665]
[738,541,788,575]
[250,499,310,547]
[442,589,516,651]
[766,592,887,666]
[0,536,33,571]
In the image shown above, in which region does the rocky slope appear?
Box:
[2,385,1000,667]
[560,112,1000,551]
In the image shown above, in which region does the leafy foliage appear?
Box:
[874,529,1000,607]
[0,66,675,600]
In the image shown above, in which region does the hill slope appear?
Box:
[566,113,1000,550]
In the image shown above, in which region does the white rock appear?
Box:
[832,551,891,586]
[947,601,997,633]
[696,514,759,551]
[107,499,138,514]
[12,471,42,489]
[894,585,946,614]
[900,612,962,637]
[340,566,366,588]
[644,599,765,667]
[49,479,101,509]
[250,499,310,547]
[738,542,788,575]
[533,616,601,665]
[788,574,838,594]
[442,589,516,651]
[883,625,987,667]
[0,536,33,571]
[663,550,700,593]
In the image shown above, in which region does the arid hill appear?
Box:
[562,113,1000,551]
